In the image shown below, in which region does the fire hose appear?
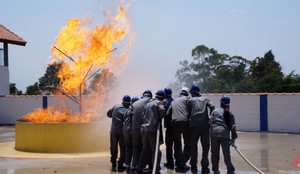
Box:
[152,122,160,174]
[231,142,265,174]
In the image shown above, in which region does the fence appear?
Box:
[0,93,299,133]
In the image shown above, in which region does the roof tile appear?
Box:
[0,24,27,46]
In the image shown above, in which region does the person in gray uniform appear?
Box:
[107,95,131,171]
[187,85,215,174]
[123,96,139,171]
[136,89,166,174]
[167,87,191,172]
[210,96,237,174]
[162,87,175,169]
[131,90,153,171]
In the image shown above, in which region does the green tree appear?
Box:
[249,50,284,92]
[282,71,300,92]
[175,44,250,93]
[26,82,41,95]
[9,83,22,95]
[38,62,62,94]
[87,69,115,94]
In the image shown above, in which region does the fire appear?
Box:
[51,4,130,94]
[21,3,131,123]
[21,107,95,123]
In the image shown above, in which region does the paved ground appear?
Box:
[1,125,300,174]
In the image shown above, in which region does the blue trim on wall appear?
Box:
[260,94,268,131]
[42,96,48,109]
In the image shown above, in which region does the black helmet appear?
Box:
[123,95,131,104]
[190,85,200,94]
[143,90,152,98]
[131,96,139,103]
[221,96,230,104]
[155,89,165,100]
[164,87,172,96]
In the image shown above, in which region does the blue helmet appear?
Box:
[122,95,131,103]
[221,96,230,104]
[155,89,166,99]
[190,85,200,94]
[131,96,139,103]
[143,90,152,98]
[164,87,172,97]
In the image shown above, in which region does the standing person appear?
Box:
[107,95,131,171]
[162,87,175,169]
[187,85,215,174]
[210,96,237,174]
[131,90,153,171]
[123,96,139,171]
[167,87,191,172]
[136,90,166,174]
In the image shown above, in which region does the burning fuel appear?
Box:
[21,107,96,123]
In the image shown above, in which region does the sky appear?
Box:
[1,0,300,96]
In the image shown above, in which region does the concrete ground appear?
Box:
[0,125,300,174]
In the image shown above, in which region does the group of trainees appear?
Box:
[107,85,238,174]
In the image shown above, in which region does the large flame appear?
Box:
[52,4,130,94]
[21,3,131,122]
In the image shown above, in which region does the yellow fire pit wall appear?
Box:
[15,121,109,153]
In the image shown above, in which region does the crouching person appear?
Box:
[209,96,238,174]
[136,90,166,174]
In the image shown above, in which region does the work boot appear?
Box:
[117,164,127,171]
[175,164,190,173]
[213,171,220,174]
[191,165,198,174]
[201,168,210,174]
[163,162,174,169]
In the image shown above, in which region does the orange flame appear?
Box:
[22,3,131,123]
[21,107,95,123]
[51,4,130,94]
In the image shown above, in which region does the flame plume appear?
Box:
[22,3,131,122]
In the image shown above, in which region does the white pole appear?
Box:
[152,122,160,174]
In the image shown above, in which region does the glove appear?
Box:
[231,131,238,140]
[229,139,235,146]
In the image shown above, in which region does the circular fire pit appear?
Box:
[15,121,109,153]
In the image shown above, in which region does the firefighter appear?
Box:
[123,96,139,171]
[167,87,191,172]
[136,89,166,174]
[187,85,215,174]
[210,96,237,174]
[162,87,175,169]
[107,95,131,171]
[131,90,153,171]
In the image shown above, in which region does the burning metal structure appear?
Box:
[15,3,131,153]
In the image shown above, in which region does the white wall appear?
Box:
[0,66,9,95]
[202,94,261,132]
[1,94,300,133]
[268,95,300,133]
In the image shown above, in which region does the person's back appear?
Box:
[209,96,237,174]
[187,85,214,174]
[210,108,231,138]
[141,99,165,133]
[136,90,165,174]
[131,97,151,130]
[108,104,128,134]
[107,95,131,170]
[188,96,213,127]
[167,87,191,172]
[169,95,189,122]
[131,90,152,171]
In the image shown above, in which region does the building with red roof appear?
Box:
[0,24,27,95]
